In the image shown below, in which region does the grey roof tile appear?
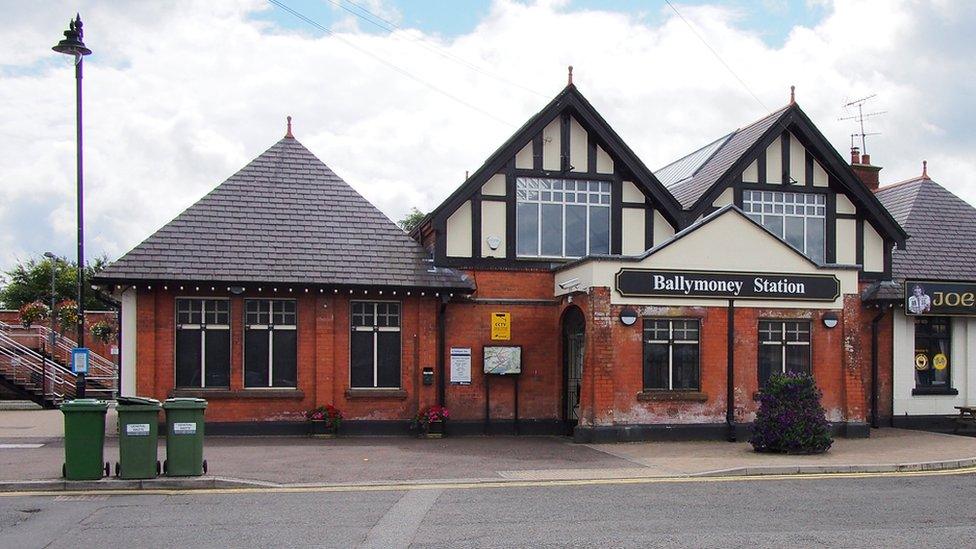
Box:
[873,176,976,293]
[95,136,473,290]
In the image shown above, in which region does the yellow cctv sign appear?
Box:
[491,312,511,341]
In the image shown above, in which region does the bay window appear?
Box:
[743,190,825,263]
[516,177,611,258]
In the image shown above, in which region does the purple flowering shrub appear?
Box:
[750,372,833,454]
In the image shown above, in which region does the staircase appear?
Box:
[0,320,117,407]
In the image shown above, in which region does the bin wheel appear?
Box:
[115,462,120,477]
[104,462,110,477]
[203,460,208,474]
[62,464,66,478]
[156,461,161,475]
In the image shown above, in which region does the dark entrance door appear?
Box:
[562,307,585,434]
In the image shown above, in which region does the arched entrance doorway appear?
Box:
[561,306,585,433]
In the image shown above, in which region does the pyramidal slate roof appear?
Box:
[875,175,976,283]
[656,106,789,209]
[95,135,474,291]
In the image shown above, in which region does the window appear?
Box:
[175,299,230,388]
[350,302,401,388]
[758,320,811,386]
[244,300,297,388]
[743,190,826,263]
[914,317,951,390]
[516,177,611,258]
[643,319,700,391]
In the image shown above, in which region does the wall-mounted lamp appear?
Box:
[822,312,839,329]
[229,286,245,295]
[619,307,638,326]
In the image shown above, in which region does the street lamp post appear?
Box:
[53,14,92,398]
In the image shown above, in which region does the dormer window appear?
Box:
[516,177,611,258]
[743,190,826,263]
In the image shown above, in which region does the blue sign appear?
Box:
[70,348,90,374]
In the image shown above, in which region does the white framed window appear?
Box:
[758,320,811,386]
[643,318,700,390]
[350,301,401,388]
[742,190,826,263]
[516,177,611,258]
[244,299,297,388]
[175,298,230,388]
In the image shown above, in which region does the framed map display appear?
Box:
[483,345,521,375]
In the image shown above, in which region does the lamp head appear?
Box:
[52,14,92,60]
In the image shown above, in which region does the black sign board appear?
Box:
[904,280,976,316]
[615,269,840,301]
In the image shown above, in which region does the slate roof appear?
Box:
[95,136,474,290]
[657,106,789,209]
[867,176,976,300]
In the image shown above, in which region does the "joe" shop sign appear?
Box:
[615,269,840,301]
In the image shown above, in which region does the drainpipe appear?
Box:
[870,307,887,429]
[726,299,736,442]
[437,295,448,407]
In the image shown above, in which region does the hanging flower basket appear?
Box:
[56,300,79,333]
[19,301,50,329]
[412,405,449,439]
[305,405,343,438]
[90,320,116,343]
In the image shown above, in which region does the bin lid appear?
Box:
[116,396,161,408]
[163,397,208,410]
[61,398,108,411]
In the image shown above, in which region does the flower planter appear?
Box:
[308,420,337,439]
[421,420,444,439]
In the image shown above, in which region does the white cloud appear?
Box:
[1,0,974,272]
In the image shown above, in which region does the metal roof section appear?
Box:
[654,132,733,187]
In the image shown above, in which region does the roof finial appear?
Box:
[789,85,795,105]
[285,115,293,138]
[922,160,929,179]
[567,65,573,86]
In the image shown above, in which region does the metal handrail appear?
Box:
[0,319,116,381]
[0,331,74,402]
[0,323,116,400]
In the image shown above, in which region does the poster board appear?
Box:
[483,345,521,375]
[450,347,472,384]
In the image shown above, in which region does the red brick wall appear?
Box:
[132,289,441,423]
[571,291,863,427]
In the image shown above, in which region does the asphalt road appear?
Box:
[1,472,975,548]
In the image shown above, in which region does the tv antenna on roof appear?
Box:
[839,94,886,155]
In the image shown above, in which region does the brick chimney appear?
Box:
[850,147,881,191]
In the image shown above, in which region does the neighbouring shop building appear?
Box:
[95,79,927,440]
[866,167,976,431]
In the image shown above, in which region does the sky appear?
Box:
[1,0,973,273]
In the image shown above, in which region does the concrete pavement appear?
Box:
[2,409,976,490]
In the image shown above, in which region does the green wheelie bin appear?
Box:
[61,398,110,480]
[115,396,162,479]
[162,398,208,476]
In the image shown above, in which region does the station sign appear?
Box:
[615,269,840,301]
[905,280,976,316]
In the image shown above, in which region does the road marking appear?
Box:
[0,444,44,449]
[360,488,442,548]
[1,466,975,498]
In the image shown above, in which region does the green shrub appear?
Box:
[750,372,833,454]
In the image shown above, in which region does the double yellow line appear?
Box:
[4,466,974,498]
